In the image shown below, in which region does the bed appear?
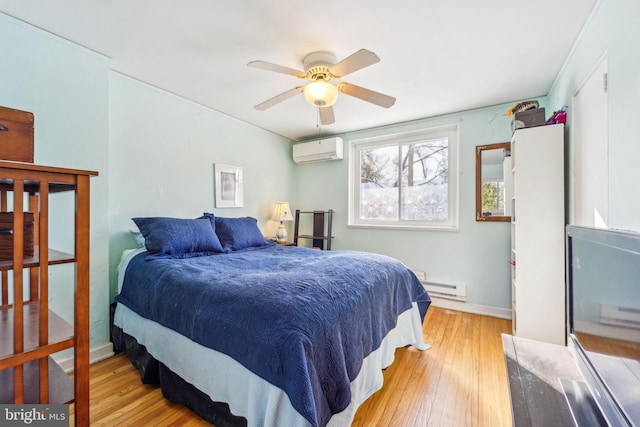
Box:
[111,215,431,427]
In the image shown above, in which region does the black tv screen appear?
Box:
[566,225,640,426]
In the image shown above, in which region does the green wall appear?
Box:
[293,103,531,311]
[108,73,295,298]
[548,0,640,232]
[2,0,639,354]
[0,13,295,356]
[0,14,111,350]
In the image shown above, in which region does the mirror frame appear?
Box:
[476,142,511,222]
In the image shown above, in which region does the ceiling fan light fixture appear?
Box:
[303,81,338,107]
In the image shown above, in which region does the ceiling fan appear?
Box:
[248,49,396,125]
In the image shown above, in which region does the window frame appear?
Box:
[348,124,459,231]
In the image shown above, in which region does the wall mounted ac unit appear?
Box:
[293,137,343,164]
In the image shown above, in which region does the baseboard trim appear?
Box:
[430,297,512,320]
[57,342,115,373]
[575,320,640,343]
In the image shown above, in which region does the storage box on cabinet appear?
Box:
[0,106,35,163]
[511,108,546,134]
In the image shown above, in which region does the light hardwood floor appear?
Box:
[72,307,514,426]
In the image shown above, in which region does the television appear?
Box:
[565,225,640,426]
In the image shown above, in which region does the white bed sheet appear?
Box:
[114,248,430,427]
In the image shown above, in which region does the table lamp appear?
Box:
[272,202,293,244]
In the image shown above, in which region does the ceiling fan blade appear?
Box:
[319,106,335,125]
[247,61,307,78]
[338,83,396,108]
[254,87,304,111]
[330,49,380,78]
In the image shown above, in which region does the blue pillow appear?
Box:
[133,217,225,259]
[211,216,270,251]
[198,212,216,229]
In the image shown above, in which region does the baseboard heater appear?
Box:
[422,281,466,302]
[600,303,640,329]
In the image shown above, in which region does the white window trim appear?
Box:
[348,124,459,231]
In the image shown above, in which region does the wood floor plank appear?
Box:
[478,315,513,427]
[83,307,513,426]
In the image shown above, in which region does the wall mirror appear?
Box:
[476,142,511,222]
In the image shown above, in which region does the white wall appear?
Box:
[108,73,295,297]
[548,0,640,232]
[0,14,111,348]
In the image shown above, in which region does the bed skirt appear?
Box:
[111,300,428,426]
[111,323,247,426]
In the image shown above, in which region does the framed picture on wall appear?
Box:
[214,163,244,208]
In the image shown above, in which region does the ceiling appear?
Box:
[0,1,596,141]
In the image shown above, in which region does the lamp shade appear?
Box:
[272,202,293,221]
[303,81,339,107]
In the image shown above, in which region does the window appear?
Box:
[349,124,459,230]
[482,179,505,216]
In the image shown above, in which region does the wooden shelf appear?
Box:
[293,209,334,250]
[0,356,74,404]
[0,302,74,362]
[296,234,333,241]
[0,182,77,194]
[0,247,74,271]
[0,159,97,181]
[0,160,96,424]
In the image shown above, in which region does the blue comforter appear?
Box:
[115,244,430,426]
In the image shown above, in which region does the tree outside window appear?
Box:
[482,180,505,214]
